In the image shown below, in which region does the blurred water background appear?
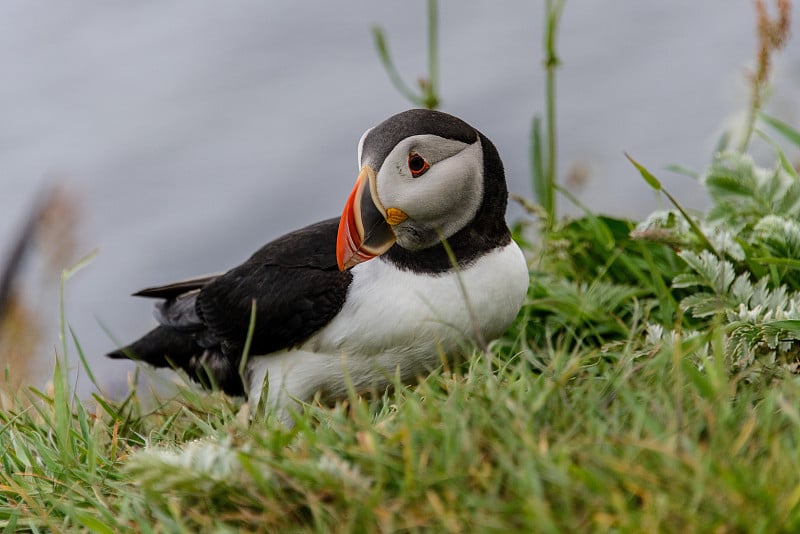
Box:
[1,1,799,395]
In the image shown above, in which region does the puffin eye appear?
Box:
[407,153,430,177]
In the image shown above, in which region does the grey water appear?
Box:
[1,2,798,395]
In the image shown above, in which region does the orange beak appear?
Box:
[336,165,397,271]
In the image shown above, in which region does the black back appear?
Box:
[196,218,352,356]
[108,218,352,396]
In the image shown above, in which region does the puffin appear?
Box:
[108,109,529,422]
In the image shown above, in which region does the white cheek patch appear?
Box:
[406,141,482,217]
[376,137,484,245]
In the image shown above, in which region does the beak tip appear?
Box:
[335,230,347,271]
[336,248,358,271]
[335,165,396,272]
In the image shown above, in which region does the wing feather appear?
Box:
[133,273,221,299]
[195,218,352,356]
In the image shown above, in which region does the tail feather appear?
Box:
[107,326,244,396]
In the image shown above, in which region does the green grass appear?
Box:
[3,304,800,532]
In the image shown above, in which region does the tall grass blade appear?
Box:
[525,1,566,227]
[754,257,800,270]
[423,0,440,109]
[58,250,97,362]
[239,298,258,379]
[371,1,440,109]
[627,153,719,256]
[531,115,548,213]
[760,113,800,148]
[665,163,700,180]
[755,129,799,179]
[52,355,76,463]
[626,152,662,190]
[69,325,101,394]
[371,26,422,106]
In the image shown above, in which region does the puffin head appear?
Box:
[337,109,510,272]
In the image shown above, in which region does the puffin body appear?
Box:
[108,109,529,422]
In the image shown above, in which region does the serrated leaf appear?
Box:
[678,250,736,292]
[680,293,726,318]
[776,182,800,216]
[704,174,756,199]
[672,273,705,289]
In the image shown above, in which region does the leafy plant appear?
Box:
[628,121,800,375]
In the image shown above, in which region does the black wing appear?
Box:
[195,218,352,356]
[108,218,353,397]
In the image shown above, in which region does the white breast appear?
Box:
[317,240,528,353]
[246,241,529,422]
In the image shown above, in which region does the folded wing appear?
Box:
[107,218,352,397]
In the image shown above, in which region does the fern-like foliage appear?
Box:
[634,211,746,261]
[752,215,800,266]
[635,151,800,287]
[519,143,800,376]
[672,250,738,317]
[518,214,683,350]
[672,250,800,372]
[610,147,800,373]
[703,151,800,232]
[524,272,646,346]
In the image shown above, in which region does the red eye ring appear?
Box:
[408,153,430,177]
